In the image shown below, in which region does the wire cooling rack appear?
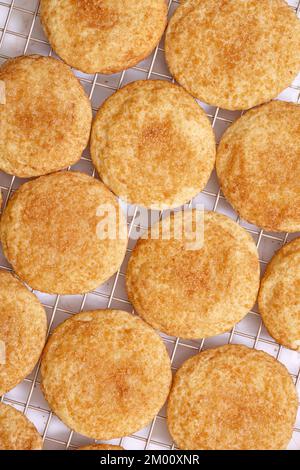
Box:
[0,0,300,451]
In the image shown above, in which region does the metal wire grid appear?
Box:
[0,0,299,450]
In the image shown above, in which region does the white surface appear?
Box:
[0,0,299,451]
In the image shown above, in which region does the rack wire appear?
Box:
[0,0,300,450]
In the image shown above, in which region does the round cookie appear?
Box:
[0,271,47,396]
[40,0,167,74]
[126,210,260,339]
[79,444,124,450]
[0,403,42,450]
[0,172,127,295]
[258,238,300,351]
[40,310,172,439]
[91,80,216,209]
[0,55,92,178]
[216,101,300,232]
[165,0,300,110]
[167,345,298,450]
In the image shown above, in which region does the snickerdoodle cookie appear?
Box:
[0,55,92,177]
[216,101,300,232]
[126,210,260,339]
[41,310,172,439]
[0,172,127,294]
[0,271,47,396]
[165,0,300,110]
[258,238,300,351]
[40,0,167,74]
[167,345,298,450]
[91,80,216,209]
[0,403,42,450]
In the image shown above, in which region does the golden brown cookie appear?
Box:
[126,210,260,339]
[258,238,300,351]
[216,101,300,232]
[165,0,300,110]
[0,403,42,450]
[41,310,172,439]
[0,172,127,295]
[167,345,298,450]
[40,0,167,74]
[0,55,92,178]
[0,271,47,396]
[78,444,124,450]
[91,80,216,209]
